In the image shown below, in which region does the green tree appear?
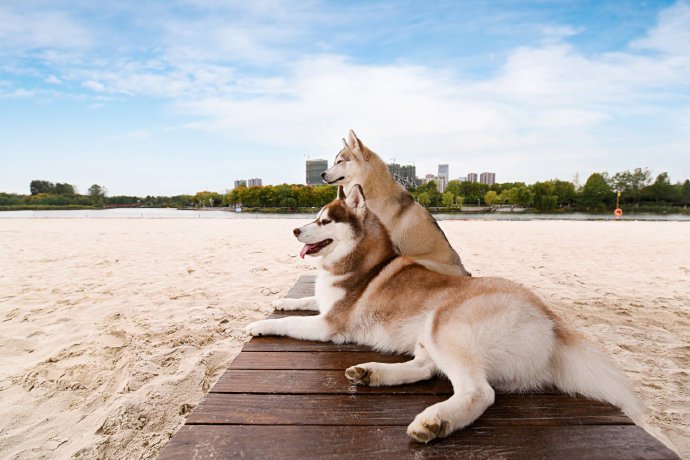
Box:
[30,180,54,195]
[484,190,499,206]
[88,184,107,207]
[442,191,455,208]
[417,192,430,207]
[579,173,612,210]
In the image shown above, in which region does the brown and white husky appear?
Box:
[322,130,471,276]
[247,185,641,443]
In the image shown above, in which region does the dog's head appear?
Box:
[293,184,366,260]
[321,129,371,187]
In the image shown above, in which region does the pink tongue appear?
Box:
[300,244,315,259]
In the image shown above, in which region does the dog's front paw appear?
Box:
[345,365,379,386]
[271,299,286,310]
[407,413,450,444]
[246,320,271,337]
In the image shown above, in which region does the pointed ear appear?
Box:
[345,184,366,209]
[342,138,348,149]
[347,129,370,160]
[346,129,360,150]
[337,185,346,200]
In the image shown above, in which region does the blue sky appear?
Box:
[1,0,689,196]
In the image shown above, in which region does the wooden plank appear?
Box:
[228,351,409,370]
[211,369,453,394]
[160,424,678,460]
[186,393,631,426]
[244,336,370,352]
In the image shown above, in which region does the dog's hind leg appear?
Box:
[272,296,319,311]
[345,343,436,387]
[407,335,495,443]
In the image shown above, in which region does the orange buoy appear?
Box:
[614,208,623,219]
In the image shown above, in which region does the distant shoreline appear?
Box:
[1,204,688,216]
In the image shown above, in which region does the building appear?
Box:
[479,172,496,185]
[234,179,247,188]
[248,178,262,187]
[306,159,328,185]
[467,173,478,183]
[438,164,449,184]
[436,176,447,193]
[387,163,418,187]
[457,176,468,182]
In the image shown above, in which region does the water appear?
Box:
[1,208,689,221]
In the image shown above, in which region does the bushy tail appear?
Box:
[551,335,642,422]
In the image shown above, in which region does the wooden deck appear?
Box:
[160,275,678,459]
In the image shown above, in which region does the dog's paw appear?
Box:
[271,299,286,310]
[407,413,450,444]
[246,320,271,336]
[345,365,378,386]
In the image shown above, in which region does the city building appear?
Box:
[457,176,468,182]
[248,178,262,187]
[467,173,478,183]
[234,179,247,188]
[436,176,447,193]
[479,172,496,185]
[387,163,418,187]
[306,159,328,185]
[438,164,449,184]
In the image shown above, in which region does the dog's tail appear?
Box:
[550,331,642,422]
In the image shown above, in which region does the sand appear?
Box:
[0,218,687,459]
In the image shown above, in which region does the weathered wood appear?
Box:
[228,351,409,370]
[160,425,678,460]
[187,393,631,426]
[212,369,453,394]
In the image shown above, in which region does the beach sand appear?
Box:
[0,218,687,459]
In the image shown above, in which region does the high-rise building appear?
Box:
[234,179,247,188]
[436,176,447,193]
[306,159,328,185]
[479,172,496,185]
[387,163,418,187]
[438,164,449,183]
[248,178,262,187]
[467,173,478,183]
[457,176,468,182]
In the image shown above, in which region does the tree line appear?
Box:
[1,169,688,212]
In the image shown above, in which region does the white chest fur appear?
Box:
[315,272,347,315]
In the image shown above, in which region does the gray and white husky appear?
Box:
[247,186,641,443]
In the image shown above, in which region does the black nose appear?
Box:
[320,172,326,179]
[293,228,301,237]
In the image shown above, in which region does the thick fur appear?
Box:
[322,130,471,276]
[248,186,641,443]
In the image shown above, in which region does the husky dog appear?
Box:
[322,129,470,276]
[247,185,641,443]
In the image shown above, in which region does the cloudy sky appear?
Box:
[1,0,689,196]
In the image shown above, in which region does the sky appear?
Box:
[1,0,689,196]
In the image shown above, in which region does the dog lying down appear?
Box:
[247,185,641,443]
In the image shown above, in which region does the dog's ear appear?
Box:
[345,184,366,209]
[337,185,346,200]
[346,129,370,161]
[342,138,348,149]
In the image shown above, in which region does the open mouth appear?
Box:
[300,239,333,258]
[325,176,345,184]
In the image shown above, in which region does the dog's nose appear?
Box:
[320,172,326,179]
[293,228,301,237]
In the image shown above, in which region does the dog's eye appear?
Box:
[321,219,331,225]
[336,160,344,165]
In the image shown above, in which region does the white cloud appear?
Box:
[0,7,92,52]
[45,75,62,84]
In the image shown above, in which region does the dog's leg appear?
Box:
[345,342,435,386]
[246,315,333,342]
[272,296,319,311]
[406,341,495,443]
